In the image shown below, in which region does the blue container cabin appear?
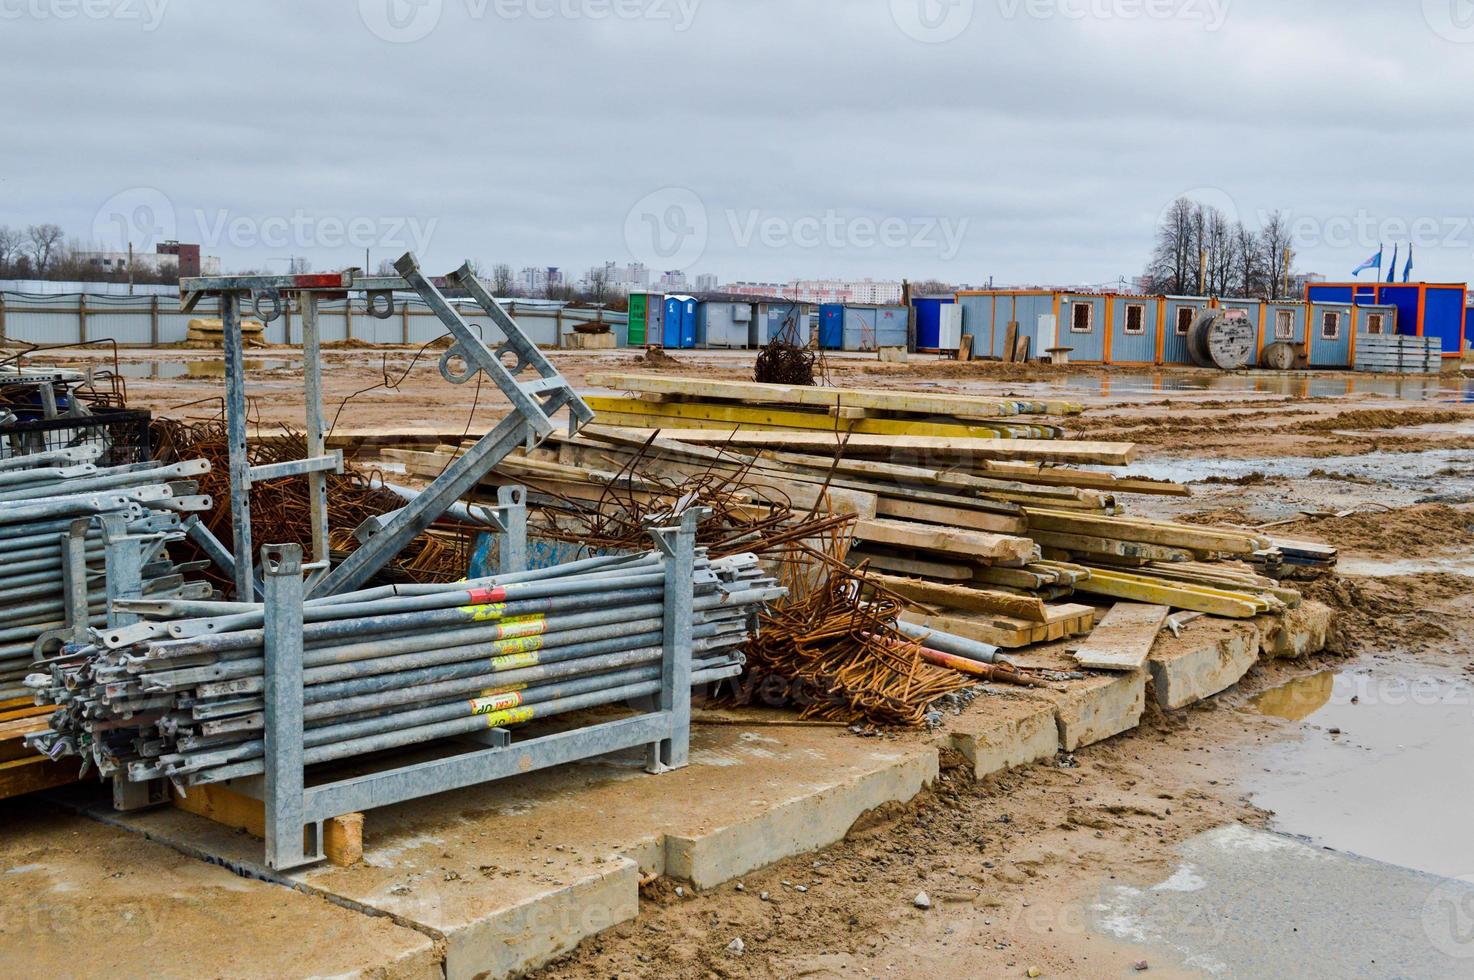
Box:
[912,296,955,351]
[1309,282,1469,358]
[1104,294,1162,365]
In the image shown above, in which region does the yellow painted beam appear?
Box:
[585,397,1033,439]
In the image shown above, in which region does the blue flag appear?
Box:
[1386,245,1399,282]
[1403,245,1414,283]
[1352,246,1382,277]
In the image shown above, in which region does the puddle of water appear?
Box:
[1247,670,1336,721]
[1245,661,1474,880]
[931,370,1474,403]
[117,359,295,379]
[1337,555,1474,578]
[1112,447,1474,489]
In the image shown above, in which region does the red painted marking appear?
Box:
[464,587,507,604]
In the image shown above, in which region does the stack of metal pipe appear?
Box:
[0,448,214,699]
[27,549,782,784]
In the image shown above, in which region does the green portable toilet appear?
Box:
[628,293,648,345]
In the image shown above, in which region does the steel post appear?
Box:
[221,291,257,599]
[299,291,332,577]
[261,543,318,870]
[647,507,704,773]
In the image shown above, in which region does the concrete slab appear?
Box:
[0,800,439,980]
[1148,618,1263,711]
[1004,639,1149,751]
[101,719,938,980]
[942,693,1060,778]
[1257,599,1333,659]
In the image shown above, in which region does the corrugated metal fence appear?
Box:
[0,292,628,349]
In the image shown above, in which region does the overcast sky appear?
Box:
[3,0,1472,287]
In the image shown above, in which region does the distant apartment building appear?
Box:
[693,273,718,292]
[518,265,564,294]
[717,278,903,304]
[657,270,689,291]
[77,241,220,278]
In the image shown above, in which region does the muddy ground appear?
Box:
[17,345,1474,977]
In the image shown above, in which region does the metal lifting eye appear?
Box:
[252,290,283,323]
[367,290,394,320]
[438,343,478,384]
[495,345,525,374]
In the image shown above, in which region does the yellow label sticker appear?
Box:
[458,602,507,622]
[481,705,535,728]
[496,616,547,639]
[469,690,524,715]
[490,650,541,671]
[477,682,527,697]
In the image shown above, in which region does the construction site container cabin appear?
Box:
[841,304,908,351]
[1308,282,1470,358]
[1105,295,1162,365]
[911,295,956,351]
[1055,293,1108,362]
[1263,301,1308,349]
[759,301,810,347]
[695,300,758,348]
[954,290,1055,360]
[818,303,845,349]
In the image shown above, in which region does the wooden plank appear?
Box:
[868,573,1049,623]
[1073,568,1264,618]
[1029,529,1196,563]
[854,518,1035,565]
[585,397,1022,440]
[1003,322,1019,363]
[846,548,973,581]
[172,782,363,867]
[902,603,1095,649]
[1024,508,1261,554]
[586,372,1084,418]
[1071,602,1169,671]
[0,754,79,800]
[584,426,1137,466]
[874,497,1026,535]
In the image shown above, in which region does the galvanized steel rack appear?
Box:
[178,252,593,601]
[240,508,706,871]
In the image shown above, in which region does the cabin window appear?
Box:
[1174,307,1195,335]
[1274,309,1294,340]
[1124,304,1146,335]
[1070,301,1093,333]
[1321,311,1342,340]
[1366,313,1386,335]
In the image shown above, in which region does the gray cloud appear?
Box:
[3,0,1470,286]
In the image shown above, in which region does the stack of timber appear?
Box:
[385,375,1326,661]
[586,372,1084,440]
[0,696,78,800]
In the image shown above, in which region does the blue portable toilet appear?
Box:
[661,295,697,349]
[819,304,844,349]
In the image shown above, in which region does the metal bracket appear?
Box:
[646,507,706,774]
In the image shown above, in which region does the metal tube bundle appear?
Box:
[27,548,783,786]
[0,449,216,698]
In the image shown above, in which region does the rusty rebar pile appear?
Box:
[731,532,972,727]
[152,418,470,596]
[753,338,826,386]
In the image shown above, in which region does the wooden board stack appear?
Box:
[384,375,1325,657]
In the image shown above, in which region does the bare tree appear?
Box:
[375,258,397,276]
[26,223,64,274]
[287,256,312,274]
[0,225,21,273]
[1259,210,1295,300]
[492,263,514,296]
[1234,224,1260,298]
[586,266,610,304]
[910,279,955,295]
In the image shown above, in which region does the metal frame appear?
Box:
[232,507,703,871]
[178,252,592,602]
